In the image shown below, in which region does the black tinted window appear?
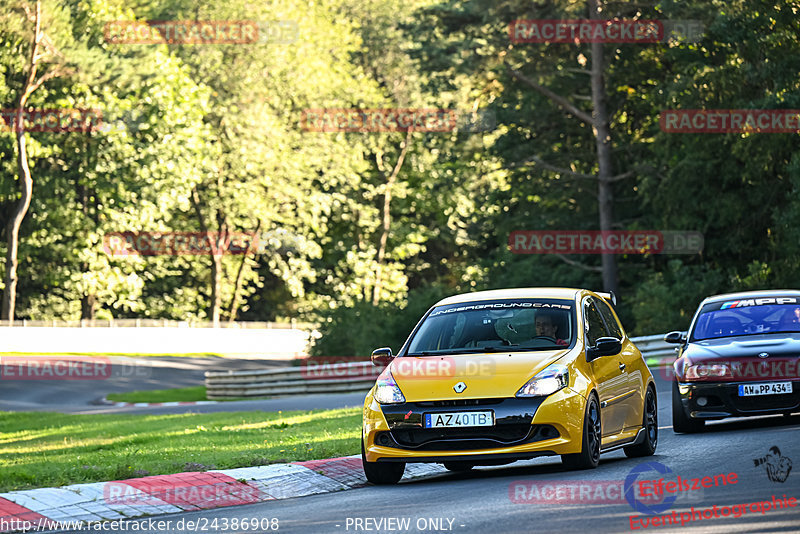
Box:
[584,299,609,346]
[407,299,575,354]
[596,298,623,339]
[691,297,800,341]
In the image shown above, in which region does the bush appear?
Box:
[311,284,453,357]
[631,260,725,335]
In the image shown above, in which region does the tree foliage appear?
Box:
[1,0,798,351]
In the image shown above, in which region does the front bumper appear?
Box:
[676,380,800,419]
[363,386,586,463]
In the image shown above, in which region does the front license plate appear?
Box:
[738,382,793,396]
[424,411,493,428]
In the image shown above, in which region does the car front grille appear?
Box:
[731,390,800,412]
[415,399,503,408]
[379,424,559,451]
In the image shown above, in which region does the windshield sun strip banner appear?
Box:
[703,297,800,312]
[427,300,573,318]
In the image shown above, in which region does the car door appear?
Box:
[583,297,627,437]
[595,297,642,432]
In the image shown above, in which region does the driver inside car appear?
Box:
[778,306,800,332]
[535,310,568,346]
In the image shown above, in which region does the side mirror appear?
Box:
[371,347,394,367]
[664,331,686,344]
[586,337,622,361]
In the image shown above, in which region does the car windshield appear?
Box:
[406,299,575,355]
[691,298,800,341]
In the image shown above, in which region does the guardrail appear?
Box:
[205,362,379,399]
[632,333,683,368]
[204,333,682,399]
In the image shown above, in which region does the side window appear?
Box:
[584,299,609,347]
[596,298,623,339]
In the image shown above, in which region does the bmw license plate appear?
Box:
[738,382,793,396]
[424,411,493,428]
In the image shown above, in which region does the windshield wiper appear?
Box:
[477,345,519,352]
[406,346,519,356]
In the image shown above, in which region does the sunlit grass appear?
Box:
[105,386,274,403]
[0,408,360,492]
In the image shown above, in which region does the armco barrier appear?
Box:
[204,362,381,399]
[204,334,682,399]
[633,333,684,368]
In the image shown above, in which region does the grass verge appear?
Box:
[105,387,272,403]
[0,408,360,493]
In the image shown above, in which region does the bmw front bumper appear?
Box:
[676,380,800,419]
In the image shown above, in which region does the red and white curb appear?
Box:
[0,456,447,532]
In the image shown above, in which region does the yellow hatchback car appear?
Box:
[361,288,657,484]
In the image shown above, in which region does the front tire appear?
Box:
[672,381,704,433]
[561,394,601,470]
[362,437,405,484]
[624,386,658,457]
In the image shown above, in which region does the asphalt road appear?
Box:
[0,356,295,413]
[73,391,370,415]
[52,375,800,534]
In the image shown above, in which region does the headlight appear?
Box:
[374,369,406,404]
[516,364,569,397]
[684,362,731,380]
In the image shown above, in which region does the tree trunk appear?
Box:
[191,187,225,326]
[506,7,622,291]
[372,130,412,306]
[228,220,261,322]
[210,251,223,326]
[78,175,98,320]
[2,125,34,321]
[81,294,96,322]
[2,1,42,322]
[589,0,618,294]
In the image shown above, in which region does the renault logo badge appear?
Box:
[758,352,769,359]
[453,381,467,393]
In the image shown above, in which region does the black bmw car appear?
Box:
[666,290,800,433]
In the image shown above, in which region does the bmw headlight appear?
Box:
[516,364,569,397]
[374,369,406,404]
[684,362,731,381]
